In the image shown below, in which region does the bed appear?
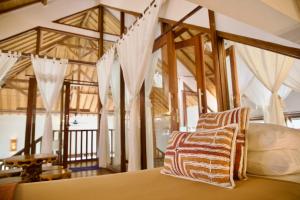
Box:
[14,168,300,200]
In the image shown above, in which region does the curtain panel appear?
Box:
[236,44,294,126]
[145,51,160,169]
[110,60,121,167]
[96,47,115,168]
[0,51,20,86]
[117,0,164,171]
[284,60,300,92]
[31,55,68,154]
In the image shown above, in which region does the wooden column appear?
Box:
[24,78,37,155]
[140,83,147,169]
[194,35,207,114]
[30,28,41,154]
[98,6,104,57]
[59,85,64,164]
[120,11,126,172]
[208,10,229,111]
[166,31,179,131]
[228,46,241,107]
[97,5,104,166]
[63,82,70,168]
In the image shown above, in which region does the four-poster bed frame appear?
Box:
[1,1,300,172]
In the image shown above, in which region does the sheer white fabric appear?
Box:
[117,0,163,171]
[110,60,121,167]
[31,55,68,153]
[236,44,294,125]
[0,51,20,86]
[96,48,115,168]
[284,60,300,92]
[145,51,160,169]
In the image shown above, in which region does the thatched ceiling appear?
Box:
[0,5,216,116]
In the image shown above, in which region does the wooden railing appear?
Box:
[53,129,115,164]
[0,129,115,170]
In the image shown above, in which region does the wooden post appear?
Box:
[166,31,179,131]
[140,83,147,169]
[63,82,70,168]
[98,6,104,58]
[97,5,104,166]
[228,46,241,107]
[120,11,126,172]
[24,78,37,155]
[30,28,41,154]
[59,85,64,164]
[208,10,229,111]
[194,35,207,114]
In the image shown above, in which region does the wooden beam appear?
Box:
[63,82,71,168]
[194,35,208,114]
[152,6,202,52]
[166,31,179,131]
[208,10,229,111]
[120,11,126,172]
[24,78,37,155]
[227,46,241,108]
[159,16,300,60]
[218,31,300,59]
[175,37,195,49]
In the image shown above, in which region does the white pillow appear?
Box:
[247,150,300,176]
[248,123,300,151]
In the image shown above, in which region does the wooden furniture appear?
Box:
[0,168,22,178]
[42,165,63,172]
[4,154,57,182]
[40,169,71,181]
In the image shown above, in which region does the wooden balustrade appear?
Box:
[1,129,116,171]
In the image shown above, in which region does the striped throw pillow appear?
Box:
[161,125,238,189]
[196,107,250,180]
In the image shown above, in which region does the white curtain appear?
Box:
[145,51,160,169]
[0,51,20,86]
[117,0,164,171]
[236,44,294,125]
[284,60,300,92]
[31,55,68,154]
[110,60,121,167]
[96,48,115,168]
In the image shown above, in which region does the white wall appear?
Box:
[0,113,102,159]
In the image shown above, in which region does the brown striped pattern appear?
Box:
[161,125,238,189]
[196,107,250,180]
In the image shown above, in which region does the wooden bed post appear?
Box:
[63,82,70,168]
[166,31,179,131]
[30,27,41,154]
[208,10,229,111]
[24,78,37,155]
[227,46,241,108]
[120,11,127,172]
[194,35,207,114]
[97,5,104,166]
[140,83,147,169]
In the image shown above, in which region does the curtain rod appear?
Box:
[1,50,97,66]
[25,75,98,86]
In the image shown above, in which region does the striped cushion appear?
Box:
[161,125,238,189]
[196,107,250,180]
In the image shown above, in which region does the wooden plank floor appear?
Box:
[68,161,115,178]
